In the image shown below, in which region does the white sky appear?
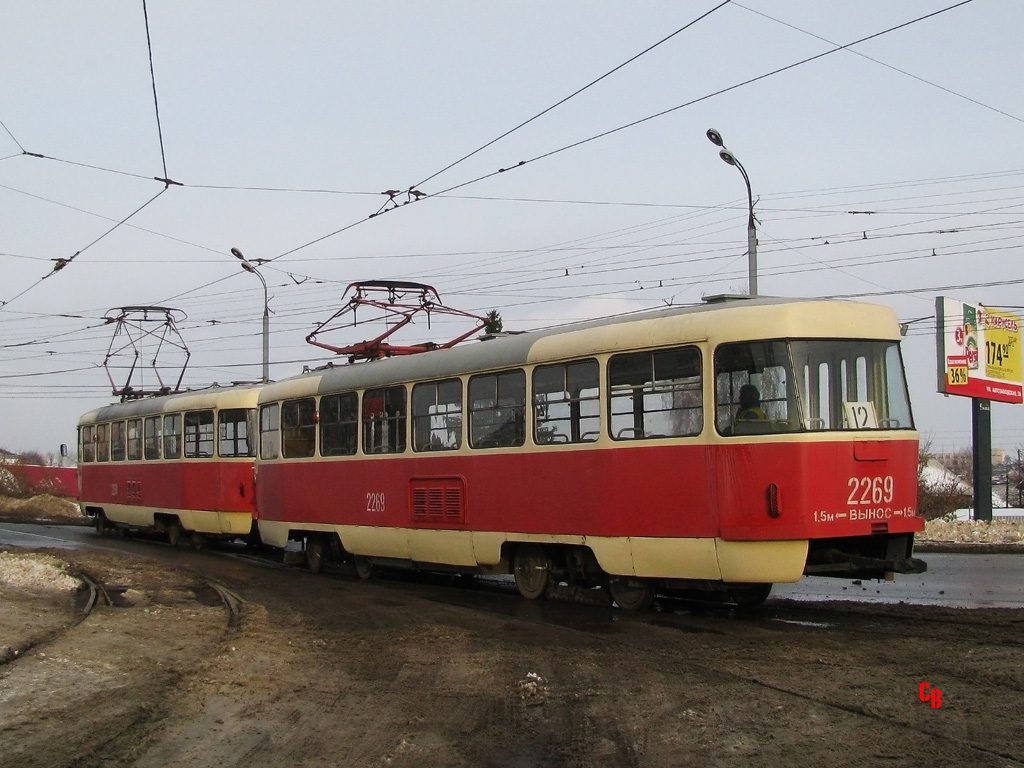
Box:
[2,1,1023,457]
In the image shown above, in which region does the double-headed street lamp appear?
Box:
[706,128,757,296]
[230,247,270,384]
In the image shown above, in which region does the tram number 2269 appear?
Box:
[847,476,894,505]
[366,492,386,513]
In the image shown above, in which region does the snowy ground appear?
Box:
[920,517,1024,546]
[0,551,81,591]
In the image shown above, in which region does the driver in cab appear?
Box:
[735,383,767,423]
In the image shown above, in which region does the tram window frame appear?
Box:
[163,414,182,459]
[468,369,526,449]
[81,425,96,463]
[96,423,109,462]
[110,421,127,461]
[219,408,255,458]
[143,416,162,460]
[533,359,600,445]
[412,379,463,452]
[715,341,793,435]
[184,410,215,458]
[362,386,407,455]
[790,339,912,432]
[319,392,358,457]
[608,347,703,440]
[126,418,143,460]
[282,398,317,458]
[259,403,280,460]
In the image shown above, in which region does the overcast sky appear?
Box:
[3,1,1023,458]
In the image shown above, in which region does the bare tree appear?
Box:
[918,439,971,521]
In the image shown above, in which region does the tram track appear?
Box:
[0,565,242,671]
[3,526,1023,766]
[327,567,1024,765]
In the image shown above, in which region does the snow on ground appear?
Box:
[0,552,81,592]
[0,494,81,520]
[921,516,1024,545]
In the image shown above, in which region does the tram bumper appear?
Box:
[803,533,927,579]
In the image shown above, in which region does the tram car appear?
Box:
[253,296,925,609]
[77,384,262,545]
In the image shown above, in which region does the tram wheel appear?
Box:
[166,522,183,547]
[608,577,656,612]
[730,584,772,606]
[304,536,325,574]
[513,545,550,600]
[94,513,109,537]
[353,556,375,581]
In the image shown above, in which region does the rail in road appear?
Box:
[2,523,1023,609]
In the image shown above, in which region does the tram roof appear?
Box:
[261,296,901,400]
[78,383,263,426]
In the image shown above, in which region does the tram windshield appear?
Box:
[715,339,913,435]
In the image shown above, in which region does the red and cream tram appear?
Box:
[77,384,261,545]
[253,296,924,609]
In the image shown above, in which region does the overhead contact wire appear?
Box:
[412,0,732,190]
[142,0,171,182]
[734,1,1022,126]
[430,0,978,200]
[0,188,167,313]
[266,0,975,266]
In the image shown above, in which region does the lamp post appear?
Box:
[230,247,270,383]
[706,128,757,296]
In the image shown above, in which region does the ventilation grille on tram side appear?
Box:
[410,477,466,524]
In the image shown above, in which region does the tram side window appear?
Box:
[144,416,162,460]
[184,410,215,458]
[163,414,182,459]
[362,387,407,455]
[412,379,462,452]
[126,419,143,460]
[534,360,600,445]
[469,370,526,449]
[609,347,702,440]
[260,404,280,460]
[96,423,109,462]
[81,426,95,463]
[715,341,794,435]
[220,408,255,457]
[282,398,316,458]
[110,421,127,461]
[320,392,358,456]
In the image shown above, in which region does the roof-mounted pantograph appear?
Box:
[103,306,191,400]
[306,281,487,363]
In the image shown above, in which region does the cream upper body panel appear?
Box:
[78,384,264,427]
[256,298,903,403]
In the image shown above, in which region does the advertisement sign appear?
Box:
[935,296,1022,403]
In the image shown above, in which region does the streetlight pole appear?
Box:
[706,128,757,296]
[230,247,270,383]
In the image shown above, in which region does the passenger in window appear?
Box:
[736,384,767,422]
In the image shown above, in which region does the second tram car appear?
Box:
[77,384,261,544]
[253,297,924,608]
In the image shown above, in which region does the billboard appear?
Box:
[935,296,1022,404]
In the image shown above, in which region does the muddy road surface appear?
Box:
[1,534,1023,768]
